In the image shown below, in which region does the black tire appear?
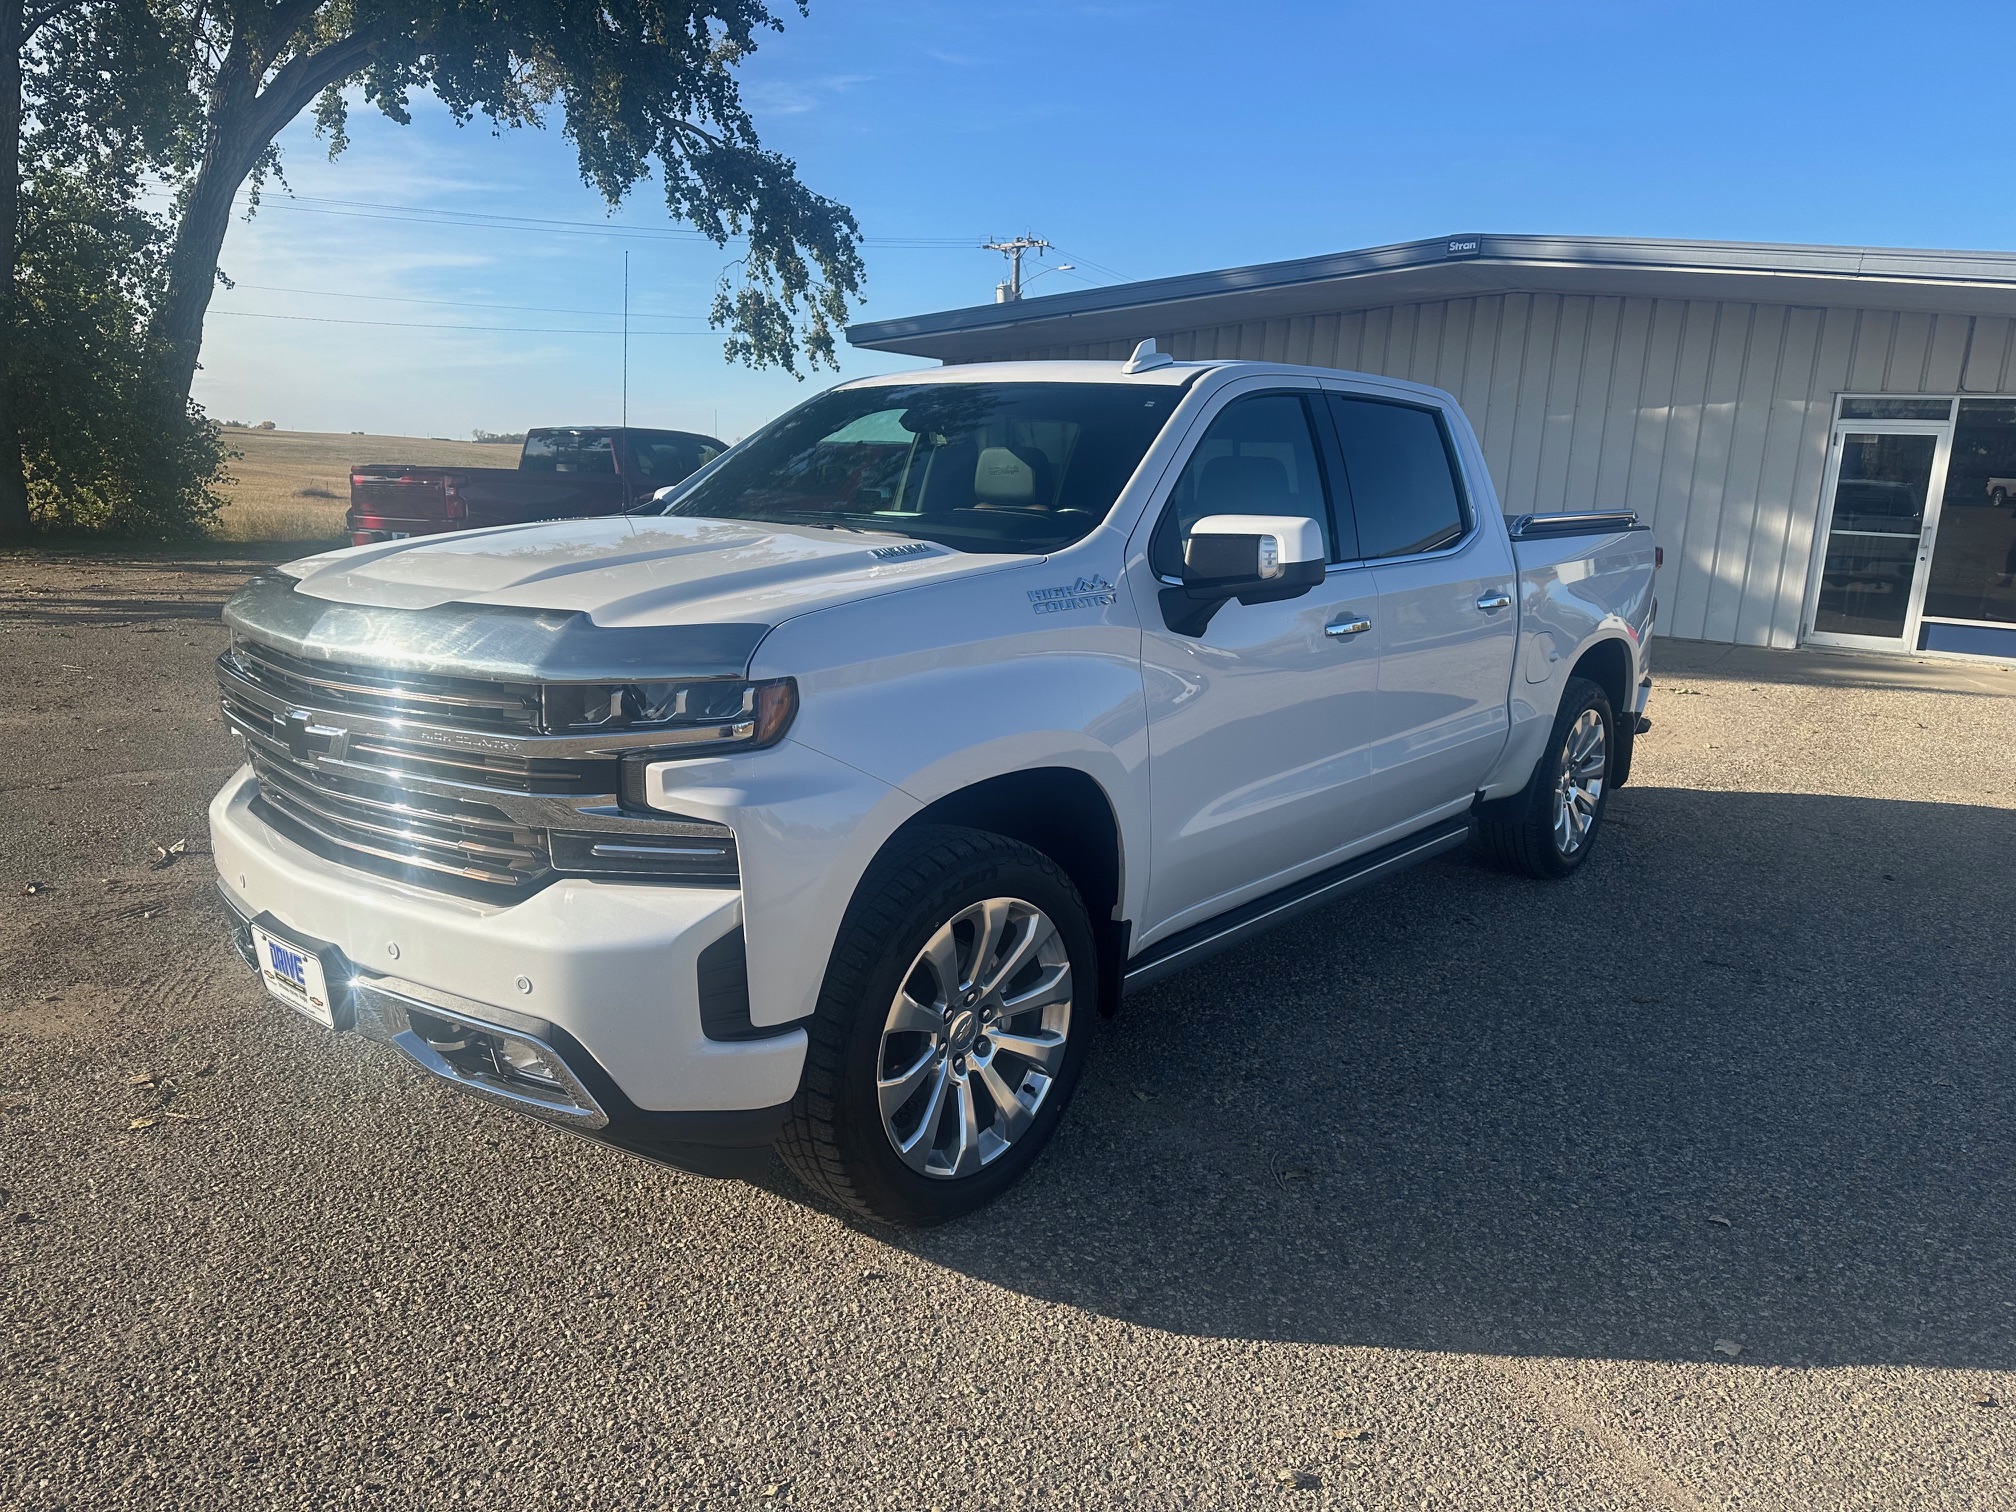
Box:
[1473,675,1615,880]
[777,824,1096,1226]
[1993,487,2008,507]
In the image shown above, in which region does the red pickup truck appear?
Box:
[347,426,725,545]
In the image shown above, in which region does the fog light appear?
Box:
[494,1034,564,1087]
[407,1009,568,1090]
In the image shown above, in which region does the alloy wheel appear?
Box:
[1552,708,1607,856]
[875,897,1072,1179]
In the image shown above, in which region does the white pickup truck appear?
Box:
[210,345,1655,1225]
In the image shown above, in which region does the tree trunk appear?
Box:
[0,0,29,541]
[156,58,262,407]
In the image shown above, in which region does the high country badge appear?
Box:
[1027,575,1118,615]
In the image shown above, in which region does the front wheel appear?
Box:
[778,825,1095,1225]
[1474,675,1615,879]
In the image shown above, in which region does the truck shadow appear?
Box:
[875,786,2016,1369]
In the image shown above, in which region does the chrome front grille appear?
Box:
[231,639,543,733]
[219,687,608,796]
[218,644,738,900]
[248,749,547,890]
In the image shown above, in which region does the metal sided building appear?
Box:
[848,233,2016,663]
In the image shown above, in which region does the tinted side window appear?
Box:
[632,436,707,480]
[1151,393,1334,576]
[1328,397,1469,558]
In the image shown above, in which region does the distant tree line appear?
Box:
[472,429,527,445]
[1,0,861,542]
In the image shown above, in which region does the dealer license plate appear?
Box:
[251,925,336,1028]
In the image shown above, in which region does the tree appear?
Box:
[2,0,861,542]
[4,0,222,539]
[12,166,230,536]
[151,0,864,404]
[2,0,28,537]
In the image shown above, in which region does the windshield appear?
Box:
[652,381,1183,553]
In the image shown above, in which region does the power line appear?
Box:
[209,308,718,335]
[285,192,985,247]
[143,187,984,248]
[1048,246,1133,284]
[227,282,709,320]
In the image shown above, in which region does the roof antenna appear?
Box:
[1123,337,1174,374]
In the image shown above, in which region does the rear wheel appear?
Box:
[778,825,1094,1225]
[1474,675,1615,879]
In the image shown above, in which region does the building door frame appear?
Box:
[1803,416,1956,652]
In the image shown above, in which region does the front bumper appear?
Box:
[211,767,805,1169]
[222,891,788,1175]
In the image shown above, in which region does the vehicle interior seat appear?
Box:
[971,445,1055,512]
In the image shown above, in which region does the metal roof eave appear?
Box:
[848,232,2016,361]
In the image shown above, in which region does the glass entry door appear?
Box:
[1808,423,1953,649]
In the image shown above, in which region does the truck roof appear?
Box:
[527,424,719,435]
[840,356,1459,409]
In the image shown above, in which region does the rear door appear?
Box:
[1322,387,1518,836]
[1133,383,1385,944]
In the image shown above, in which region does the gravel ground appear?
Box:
[3,549,2014,1511]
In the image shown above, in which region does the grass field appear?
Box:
[210,428,509,542]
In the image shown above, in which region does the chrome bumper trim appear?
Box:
[350,982,609,1131]
[218,883,608,1130]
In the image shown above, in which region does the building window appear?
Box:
[1923,399,2016,627]
[1838,397,1955,422]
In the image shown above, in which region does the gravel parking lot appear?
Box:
[4,549,2014,1510]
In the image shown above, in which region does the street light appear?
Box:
[1018,264,1076,293]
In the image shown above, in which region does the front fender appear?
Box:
[751,541,1152,930]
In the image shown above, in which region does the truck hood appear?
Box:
[281,515,1017,629]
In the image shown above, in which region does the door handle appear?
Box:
[1476,591,1513,612]
[1325,615,1373,638]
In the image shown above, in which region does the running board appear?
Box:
[1121,816,1473,995]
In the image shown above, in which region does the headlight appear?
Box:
[542,676,799,750]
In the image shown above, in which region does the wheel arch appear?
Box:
[1567,634,1633,720]
[1565,632,1637,786]
[892,767,1130,1016]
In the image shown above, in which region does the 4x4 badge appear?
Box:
[1027,575,1117,616]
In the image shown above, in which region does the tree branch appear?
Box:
[21,0,91,43]
[256,0,330,70]
[247,28,388,147]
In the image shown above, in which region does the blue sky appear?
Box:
[192,0,2016,441]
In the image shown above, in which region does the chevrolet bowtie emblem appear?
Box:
[280,709,351,763]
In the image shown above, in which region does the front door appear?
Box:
[1134,387,1384,946]
[1807,423,1954,649]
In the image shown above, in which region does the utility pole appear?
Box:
[984,236,1051,303]
[621,250,630,428]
